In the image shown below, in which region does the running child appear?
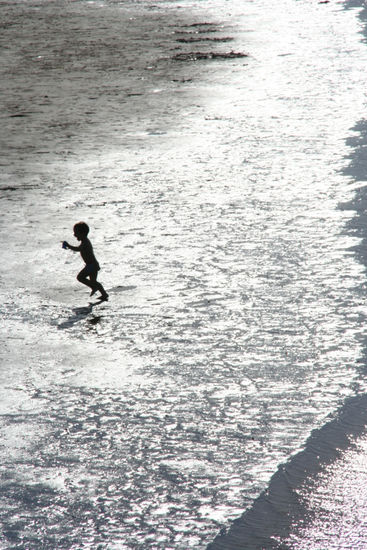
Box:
[63,222,109,301]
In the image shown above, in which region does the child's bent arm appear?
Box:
[66,243,81,252]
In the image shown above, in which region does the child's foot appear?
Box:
[100,292,109,301]
[90,288,97,297]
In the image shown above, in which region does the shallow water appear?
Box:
[1,0,367,548]
[285,435,367,550]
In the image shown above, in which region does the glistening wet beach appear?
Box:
[1,0,367,548]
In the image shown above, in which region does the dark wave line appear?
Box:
[208,393,367,550]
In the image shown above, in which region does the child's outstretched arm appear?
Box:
[62,241,80,252]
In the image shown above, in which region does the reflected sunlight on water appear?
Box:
[286,434,367,549]
[1,0,367,548]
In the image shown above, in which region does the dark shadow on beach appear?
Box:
[58,301,104,330]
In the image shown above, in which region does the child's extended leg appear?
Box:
[89,272,108,300]
[77,267,108,300]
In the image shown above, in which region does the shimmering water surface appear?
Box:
[1,0,367,548]
[286,436,367,550]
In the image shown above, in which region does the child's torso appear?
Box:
[80,238,98,265]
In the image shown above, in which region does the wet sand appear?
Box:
[2,0,367,548]
[1,0,245,183]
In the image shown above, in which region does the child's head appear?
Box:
[73,221,89,239]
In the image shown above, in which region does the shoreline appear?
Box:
[208,394,367,549]
[209,1,367,547]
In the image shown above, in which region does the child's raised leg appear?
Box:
[89,271,108,301]
[77,267,108,300]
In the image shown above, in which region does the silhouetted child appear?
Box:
[63,222,109,301]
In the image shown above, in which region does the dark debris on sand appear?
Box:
[175,36,234,44]
[170,20,247,63]
[172,51,248,62]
